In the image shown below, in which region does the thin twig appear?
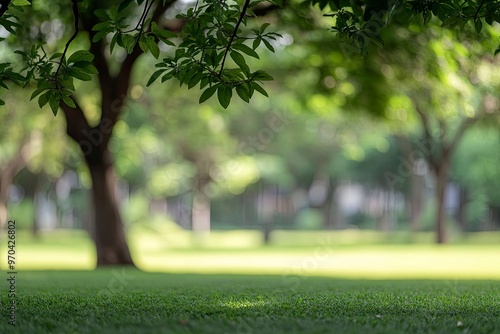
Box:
[218,0,251,78]
[54,0,79,83]
[474,0,486,22]
[123,0,155,33]
[137,0,156,37]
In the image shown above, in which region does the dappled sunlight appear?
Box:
[219,299,270,310]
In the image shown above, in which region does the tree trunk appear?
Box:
[192,190,211,233]
[410,170,425,232]
[86,149,134,266]
[457,187,468,232]
[31,173,44,238]
[0,143,27,232]
[434,160,450,244]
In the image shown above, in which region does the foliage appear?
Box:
[0,0,278,110]
[145,1,279,108]
[309,0,500,56]
[2,0,498,111]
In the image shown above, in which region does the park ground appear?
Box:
[1,228,499,333]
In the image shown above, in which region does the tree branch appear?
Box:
[55,0,79,82]
[98,0,176,148]
[219,0,251,78]
[413,99,438,169]
[59,96,91,145]
[474,0,486,22]
[0,0,11,19]
[448,116,479,155]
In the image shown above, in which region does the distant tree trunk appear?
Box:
[86,149,134,266]
[491,206,500,229]
[31,173,45,238]
[376,190,390,231]
[457,187,468,232]
[0,142,27,232]
[433,154,450,244]
[191,190,211,233]
[396,134,425,232]
[410,171,425,232]
[321,180,336,229]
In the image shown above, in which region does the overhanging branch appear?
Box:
[54,0,79,82]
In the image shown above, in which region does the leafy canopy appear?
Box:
[0,0,498,112]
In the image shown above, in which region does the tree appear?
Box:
[1,0,278,265]
[1,0,498,264]
[381,27,499,243]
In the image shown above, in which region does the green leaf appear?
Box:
[252,37,262,50]
[146,36,160,58]
[30,88,46,100]
[232,43,260,59]
[58,76,75,91]
[253,82,268,97]
[262,39,275,52]
[110,33,119,53]
[12,0,31,6]
[121,34,136,53]
[188,71,203,89]
[94,9,110,21]
[152,21,177,44]
[73,62,98,74]
[252,70,273,81]
[50,52,63,60]
[236,84,250,103]
[217,85,232,109]
[118,0,134,12]
[259,23,271,34]
[92,27,114,42]
[38,91,50,108]
[92,22,112,31]
[161,71,174,82]
[475,19,482,33]
[138,35,149,54]
[230,51,250,73]
[37,80,52,90]
[147,69,166,86]
[4,71,25,84]
[49,95,60,116]
[61,94,76,108]
[67,68,93,81]
[199,85,218,103]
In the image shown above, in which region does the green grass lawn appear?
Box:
[1,270,499,333]
[5,229,500,279]
[1,229,499,333]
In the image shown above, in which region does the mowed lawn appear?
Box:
[1,229,500,333]
[1,270,499,333]
[7,228,500,279]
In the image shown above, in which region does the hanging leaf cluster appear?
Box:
[145,0,281,108]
